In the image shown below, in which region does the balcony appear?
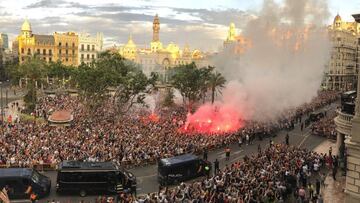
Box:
[335,109,354,135]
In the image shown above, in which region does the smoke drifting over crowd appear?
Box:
[185,0,331,133]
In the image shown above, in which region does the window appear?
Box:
[59,42,62,46]
[37,49,40,54]
[81,44,84,51]
[87,54,90,59]
[72,43,75,47]
[92,45,95,51]
[43,57,46,61]
[21,48,24,54]
[66,49,68,55]
[87,45,90,51]
[92,54,94,59]
[27,48,31,55]
[49,57,52,62]
[59,49,62,54]
[81,54,84,59]
[72,50,75,55]
[66,58,68,62]
[65,42,68,47]
[49,50,52,55]
[43,49,46,55]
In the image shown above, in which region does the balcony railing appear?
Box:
[335,109,354,136]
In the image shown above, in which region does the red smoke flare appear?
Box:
[180,104,243,134]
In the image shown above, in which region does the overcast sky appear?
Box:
[0,0,359,51]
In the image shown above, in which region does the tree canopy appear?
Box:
[73,51,158,113]
[170,63,226,110]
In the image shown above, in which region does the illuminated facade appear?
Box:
[14,19,101,66]
[223,23,251,54]
[325,14,360,91]
[15,19,55,63]
[54,32,79,66]
[78,32,103,64]
[119,15,210,79]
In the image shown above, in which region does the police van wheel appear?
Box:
[79,189,87,197]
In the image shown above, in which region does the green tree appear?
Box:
[74,51,158,114]
[9,56,48,112]
[170,62,211,111]
[208,71,226,104]
[48,61,74,88]
[162,87,175,107]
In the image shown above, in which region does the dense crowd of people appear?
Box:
[311,115,337,140]
[129,144,333,203]
[0,91,338,169]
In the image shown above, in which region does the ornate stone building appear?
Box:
[13,19,102,66]
[340,13,360,203]
[325,14,360,91]
[15,19,55,64]
[223,23,251,54]
[119,15,211,80]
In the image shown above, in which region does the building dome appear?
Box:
[334,14,342,23]
[333,14,342,29]
[125,34,136,48]
[21,19,32,31]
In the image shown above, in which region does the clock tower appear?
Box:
[153,14,160,42]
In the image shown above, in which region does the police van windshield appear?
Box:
[31,171,41,184]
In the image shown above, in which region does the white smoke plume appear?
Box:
[211,0,331,121]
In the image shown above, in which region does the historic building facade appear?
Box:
[336,13,360,203]
[325,14,360,91]
[119,15,211,80]
[13,19,103,66]
[78,32,103,64]
[15,19,55,64]
[223,23,251,55]
[54,32,79,66]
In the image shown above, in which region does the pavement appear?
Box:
[32,102,339,202]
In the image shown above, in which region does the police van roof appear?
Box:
[0,168,32,178]
[59,161,119,171]
[160,154,199,166]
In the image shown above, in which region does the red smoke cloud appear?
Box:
[180,104,244,134]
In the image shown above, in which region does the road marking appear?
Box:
[233,150,244,155]
[299,132,311,147]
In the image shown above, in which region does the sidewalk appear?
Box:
[313,139,346,203]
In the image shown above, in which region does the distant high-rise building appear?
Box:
[0,33,9,49]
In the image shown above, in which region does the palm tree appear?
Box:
[208,71,226,104]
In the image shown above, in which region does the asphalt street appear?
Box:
[37,102,338,202]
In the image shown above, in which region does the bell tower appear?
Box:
[152,14,160,42]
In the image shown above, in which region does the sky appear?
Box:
[0,0,359,51]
